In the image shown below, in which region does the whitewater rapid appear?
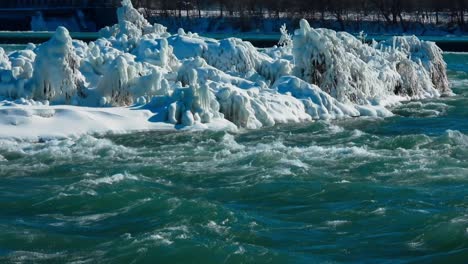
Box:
[1,111,467,263]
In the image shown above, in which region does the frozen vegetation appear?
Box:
[0,0,451,139]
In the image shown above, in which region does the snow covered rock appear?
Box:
[0,1,452,137]
[272,76,362,119]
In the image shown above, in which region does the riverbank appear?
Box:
[1,31,468,51]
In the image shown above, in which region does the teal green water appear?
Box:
[0,54,467,263]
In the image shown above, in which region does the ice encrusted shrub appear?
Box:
[117,0,150,31]
[205,38,291,83]
[0,48,10,70]
[0,47,35,98]
[95,55,136,106]
[161,69,223,126]
[133,38,179,70]
[168,35,291,84]
[292,19,449,104]
[90,54,173,106]
[292,20,400,104]
[28,27,85,103]
[379,36,451,96]
[100,0,149,39]
[278,24,293,48]
[99,0,170,51]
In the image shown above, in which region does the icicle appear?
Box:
[199,82,211,112]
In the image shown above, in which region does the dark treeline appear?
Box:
[1,0,465,31]
[132,0,468,28]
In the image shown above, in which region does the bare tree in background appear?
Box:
[124,0,467,29]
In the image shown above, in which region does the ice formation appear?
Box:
[0,0,451,135]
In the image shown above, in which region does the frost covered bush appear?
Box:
[379,36,451,97]
[278,24,292,48]
[292,19,399,104]
[0,0,451,130]
[291,19,449,104]
[29,27,85,103]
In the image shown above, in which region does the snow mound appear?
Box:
[292,19,449,104]
[0,1,451,138]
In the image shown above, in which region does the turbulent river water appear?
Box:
[0,53,467,263]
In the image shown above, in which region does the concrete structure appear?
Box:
[0,0,120,8]
[0,0,120,31]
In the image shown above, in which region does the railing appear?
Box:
[0,0,121,8]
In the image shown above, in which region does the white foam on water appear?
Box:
[0,134,136,160]
[450,78,468,88]
[394,100,452,117]
[82,173,139,186]
[445,130,468,146]
[8,251,66,262]
[325,220,350,229]
[278,157,309,170]
[234,245,246,255]
[335,180,351,184]
[327,124,345,134]
[149,234,173,245]
[407,240,425,250]
[371,208,387,216]
[131,224,193,247]
[205,220,230,235]
[220,133,245,151]
[39,194,154,227]
[350,129,366,139]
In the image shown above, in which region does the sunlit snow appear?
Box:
[0,0,451,139]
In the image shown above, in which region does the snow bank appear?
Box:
[0,100,236,140]
[0,0,451,138]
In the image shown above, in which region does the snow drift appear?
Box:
[0,0,451,138]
